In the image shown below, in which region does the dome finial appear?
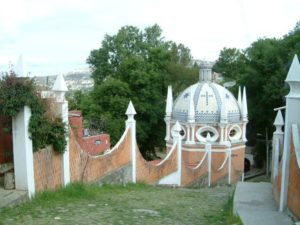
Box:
[199,61,214,82]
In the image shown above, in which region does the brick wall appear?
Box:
[211,152,229,184]
[136,144,177,184]
[181,146,244,187]
[33,126,131,192]
[33,146,63,191]
[287,139,300,219]
[181,151,208,186]
[69,127,131,183]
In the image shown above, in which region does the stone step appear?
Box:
[0,188,28,209]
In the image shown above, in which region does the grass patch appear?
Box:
[222,193,243,225]
[0,183,242,225]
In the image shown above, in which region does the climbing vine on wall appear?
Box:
[0,73,67,154]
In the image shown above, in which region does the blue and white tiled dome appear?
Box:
[172,81,241,123]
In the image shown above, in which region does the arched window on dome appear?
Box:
[228,125,242,141]
[196,126,219,142]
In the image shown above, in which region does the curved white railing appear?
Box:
[217,153,229,171]
[156,141,178,166]
[192,151,208,170]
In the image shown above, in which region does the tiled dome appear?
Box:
[172,81,241,123]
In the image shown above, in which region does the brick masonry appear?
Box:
[273,135,300,219]
[287,139,300,218]
[136,144,177,184]
[32,118,244,193]
[69,127,131,183]
[33,146,63,191]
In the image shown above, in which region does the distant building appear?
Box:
[69,111,110,155]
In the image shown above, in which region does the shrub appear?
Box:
[0,73,67,153]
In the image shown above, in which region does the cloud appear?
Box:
[0,0,300,75]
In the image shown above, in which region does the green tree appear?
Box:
[213,47,246,82]
[87,24,197,158]
[214,22,300,147]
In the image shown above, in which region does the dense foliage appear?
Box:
[213,21,300,151]
[82,24,198,158]
[0,73,67,153]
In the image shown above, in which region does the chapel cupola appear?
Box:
[199,61,214,82]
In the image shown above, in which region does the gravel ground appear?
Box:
[0,184,240,225]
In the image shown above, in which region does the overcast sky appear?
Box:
[0,0,299,76]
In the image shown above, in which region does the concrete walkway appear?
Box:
[0,186,28,209]
[234,182,294,225]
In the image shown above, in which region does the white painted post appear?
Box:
[61,101,70,186]
[126,101,137,183]
[186,125,191,142]
[280,55,300,211]
[191,125,195,143]
[172,121,182,186]
[164,120,171,141]
[205,133,212,187]
[52,74,70,186]
[165,85,173,141]
[272,110,284,181]
[12,106,35,198]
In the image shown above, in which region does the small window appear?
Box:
[200,131,214,138]
[229,129,236,137]
[180,130,185,136]
[228,125,242,141]
[196,126,219,142]
[95,140,101,145]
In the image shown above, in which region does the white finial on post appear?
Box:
[52,74,68,102]
[126,100,137,122]
[274,110,284,132]
[173,120,181,137]
[15,54,29,77]
[165,85,173,118]
[286,55,300,98]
